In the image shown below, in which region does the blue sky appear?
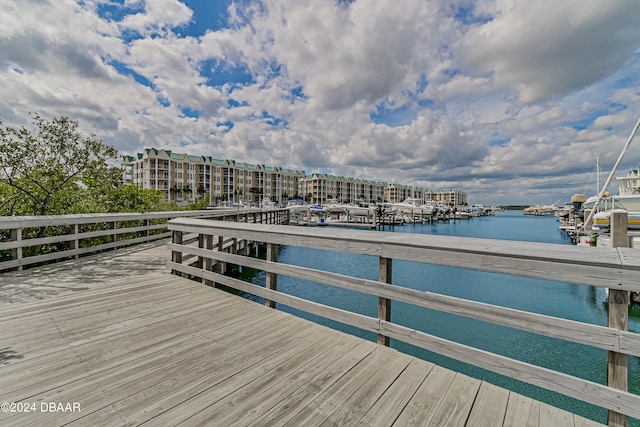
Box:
[1,0,640,205]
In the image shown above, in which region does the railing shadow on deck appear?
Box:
[167,217,640,427]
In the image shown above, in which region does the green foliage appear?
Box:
[0,114,118,215]
[0,114,182,216]
[104,185,177,213]
[0,114,192,265]
[501,205,530,210]
[188,193,210,210]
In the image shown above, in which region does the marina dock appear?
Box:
[0,241,604,426]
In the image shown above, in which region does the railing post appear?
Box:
[608,210,629,427]
[111,221,118,243]
[217,235,225,275]
[171,230,183,277]
[378,256,392,346]
[265,243,278,308]
[204,234,213,286]
[73,224,80,259]
[197,233,205,277]
[10,228,23,271]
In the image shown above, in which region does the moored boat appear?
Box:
[591,210,640,230]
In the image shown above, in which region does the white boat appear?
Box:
[583,116,640,222]
[591,210,640,230]
[611,167,640,211]
[323,200,373,217]
[392,198,438,216]
[260,197,275,209]
[435,201,451,216]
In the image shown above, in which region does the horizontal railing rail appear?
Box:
[0,209,289,272]
[167,218,640,424]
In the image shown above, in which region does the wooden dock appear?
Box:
[0,241,604,426]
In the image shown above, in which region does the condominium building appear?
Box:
[385,184,431,204]
[121,148,468,208]
[300,173,387,205]
[121,148,305,206]
[429,189,468,207]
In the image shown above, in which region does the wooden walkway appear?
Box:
[0,241,604,426]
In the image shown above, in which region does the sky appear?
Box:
[1,0,640,206]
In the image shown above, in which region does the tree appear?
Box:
[197,185,206,198]
[106,185,175,213]
[0,114,119,216]
[188,192,209,210]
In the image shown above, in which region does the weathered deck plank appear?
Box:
[503,392,540,427]
[392,364,458,425]
[281,347,398,426]
[355,358,434,426]
[466,381,511,427]
[0,242,606,426]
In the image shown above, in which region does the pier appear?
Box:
[2,212,640,426]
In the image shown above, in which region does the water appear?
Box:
[249,211,640,425]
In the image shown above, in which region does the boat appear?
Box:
[260,197,275,209]
[591,210,640,230]
[391,198,438,216]
[582,116,640,225]
[611,167,640,211]
[323,200,374,217]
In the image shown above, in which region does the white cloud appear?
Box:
[119,0,193,34]
[458,0,640,104]
[245,0,439,112]
[1,0,639,205]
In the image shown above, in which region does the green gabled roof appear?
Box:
[247,163,257,170]
[188,155,203,163]
[285,169,304,175]
[212,159,225,165]
[171,153,186,160]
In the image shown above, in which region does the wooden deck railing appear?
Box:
[0,208,289,272]
[167,217,640,426]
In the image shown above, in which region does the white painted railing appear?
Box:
[167,218,640,425]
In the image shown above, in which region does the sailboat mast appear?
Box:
[596,155,600,197]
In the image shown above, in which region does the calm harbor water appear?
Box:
[250,210,640,425]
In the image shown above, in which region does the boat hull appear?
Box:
[592,211,640,230]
